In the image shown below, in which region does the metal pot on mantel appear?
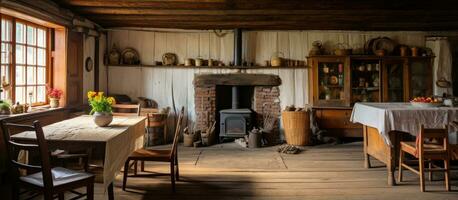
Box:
[195,58,203,67]
[271,52,284,67]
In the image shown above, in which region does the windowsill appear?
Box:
[0,105,67,121]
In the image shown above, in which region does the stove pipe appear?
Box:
[233,28,242,66]
[231,28,243,109]
[232,86,239,109]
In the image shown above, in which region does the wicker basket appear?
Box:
[281,110,310,146]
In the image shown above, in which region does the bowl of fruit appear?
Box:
[410,97,443,108]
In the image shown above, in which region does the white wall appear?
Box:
[83,35,95,104]
[105,29,434,131]
[82,33,108,104]
[98,34,108,93]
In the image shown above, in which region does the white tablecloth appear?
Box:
[12,115,146,189]
[350,103,458,145]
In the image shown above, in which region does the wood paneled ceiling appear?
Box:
[53,0,458,30]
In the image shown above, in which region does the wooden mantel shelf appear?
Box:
[193,74,282,86]
[107,64,308,69]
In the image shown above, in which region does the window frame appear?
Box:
[1,14,51,106]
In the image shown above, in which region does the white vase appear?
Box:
[93,112,113,127]
[49,98,60,108]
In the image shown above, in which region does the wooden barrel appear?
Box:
[281,110,310,146]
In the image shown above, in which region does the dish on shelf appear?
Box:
[121,48,140,65]
[371,37,396,55]
[329,76,339,85]
[162,53,177,65]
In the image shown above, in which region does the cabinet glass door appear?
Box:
[317,61,346,104]
[383,60,405,102]
[350,60,381,105]
[409,60,432,98]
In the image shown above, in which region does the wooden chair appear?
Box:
[140,108,169,172]
[1,120,95,200]
[111,103,142,174]
[451,121,458,160]
[123,107,184,192]
[112,104,141,116]
[144,108,169,146]
[398,124,450,192]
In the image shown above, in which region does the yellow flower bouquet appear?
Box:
[87,91,116,127]
[87,91,116,114]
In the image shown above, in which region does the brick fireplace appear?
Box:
[193,73,282,144]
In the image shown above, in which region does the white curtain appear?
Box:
[426,37,453,96]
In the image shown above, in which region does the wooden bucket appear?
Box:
[281,110,310,146]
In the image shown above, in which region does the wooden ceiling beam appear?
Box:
[70,8,458,17]
[57,0,227,9]
[57,0,458,10]
[87,14,458,23]
[98,20,458,31]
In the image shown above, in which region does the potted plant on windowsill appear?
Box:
[87,91,116,127]
[0,100,11,115]
[47,87,63,108]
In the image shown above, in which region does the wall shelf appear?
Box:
[106,64,308,69]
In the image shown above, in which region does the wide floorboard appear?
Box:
[46,142,458,199]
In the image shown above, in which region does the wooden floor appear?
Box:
[46,142,458,199]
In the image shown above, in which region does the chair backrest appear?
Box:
[140,108,159,116]
[145,109,169,128]
[170,107,184,159]
[418,124,449,153]
[112,104,140,116]
[1,120,54,189]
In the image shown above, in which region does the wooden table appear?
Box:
[350,103,458,186]
[11,115,146,200]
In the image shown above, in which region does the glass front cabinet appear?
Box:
[309,55,433,138]
[308,56,434,107]
[308,56,350,107]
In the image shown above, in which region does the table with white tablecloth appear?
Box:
[11,115,146,200]
[350,103,458,186]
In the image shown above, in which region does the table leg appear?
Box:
[363,126,371,168]
[108,182,114,200]
[387,167,396,186]
[387,131,404,186]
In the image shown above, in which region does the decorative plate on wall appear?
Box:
[85,57,93,72]
[121,48,140,65]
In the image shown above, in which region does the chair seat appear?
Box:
[401,141,448,158]
[128,149,171,161]
[20,167,94,188]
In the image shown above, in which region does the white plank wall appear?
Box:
[106,29,429,136]
[83,35,95,104]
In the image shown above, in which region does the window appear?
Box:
[1,15,49,105]
[1,17,12,100]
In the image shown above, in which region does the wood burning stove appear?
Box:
[219,108,253,139]
[219,85,254,140]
